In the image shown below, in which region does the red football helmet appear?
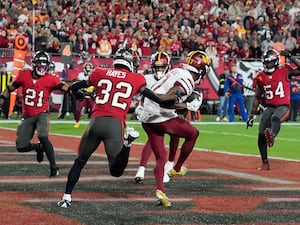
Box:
[183,50,211,84]
[150,51,171,80]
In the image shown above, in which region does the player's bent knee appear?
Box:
[16,146,31,152]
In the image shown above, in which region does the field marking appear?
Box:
[2,120,300,126]
[253,187,300,191]
[24,197,191,203]
[268,197,300,202]
[0,167,297,186]
[200,168,298,185]
[0,175,134,183]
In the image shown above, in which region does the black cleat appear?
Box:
[50,167,59,177]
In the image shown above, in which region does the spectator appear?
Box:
[97,34,112,58]
[283,29,297,53]
[261,33,274,53]
[228,2,242,24]
[273,28,285,42]
[239,42,253,59]
[250,39,262,59]
[170,34,183,57]
[159,32,172,54]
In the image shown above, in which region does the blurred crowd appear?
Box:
[0,0,300,68]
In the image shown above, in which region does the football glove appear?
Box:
[186,96,202,112]
[246,114,254,129]
[134,105,143,120]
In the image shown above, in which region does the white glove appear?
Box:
[186,93,203,112]
[135,105,144,120]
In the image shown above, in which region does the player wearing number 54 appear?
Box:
[246,49,300,171]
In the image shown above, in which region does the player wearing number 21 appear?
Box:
[247,49,300,171]
[58,48,177,208]
[0,51,70,177]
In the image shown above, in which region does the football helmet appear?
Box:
[32,51,51,76]
[262,49,279,74]
[83,62,94,75]
[150,51,171,80]
[183,50,211,84]
[113,48,140,72]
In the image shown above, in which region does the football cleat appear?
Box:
[156,190,171,207]
[169,166,187,177]
[36,143,44,163]
[265,128,275,147]
[124,127,139,147]
[50,167,59,177]
[258,163,270,171]
[57,199,72,208]
[134,166,145,183]
[74,123,80,128]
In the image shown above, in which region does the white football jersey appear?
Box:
[139,68,195,123]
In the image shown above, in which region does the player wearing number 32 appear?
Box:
[58,47,177,208]
[0,51,70,177]
[247,49,300,171]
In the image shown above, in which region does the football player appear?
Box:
[57,47,178,208]
[138,50,210,207]
[247,49,300,170]
[0,51,70,177]
[73,62,95,128]
[134,51,180,184]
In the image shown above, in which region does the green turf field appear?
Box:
[1,114,300,160]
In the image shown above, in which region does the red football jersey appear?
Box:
[254,64,293,105]
[89,67,146,121]
[15,69,62,116]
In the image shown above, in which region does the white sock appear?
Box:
[63,193,72,202]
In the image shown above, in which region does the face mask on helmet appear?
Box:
[183,50,211,84]
[262,49,279,74]
[113,48,140,72]
[151,52,171,80]
[83,62,94,75]
[32,51,51,76]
